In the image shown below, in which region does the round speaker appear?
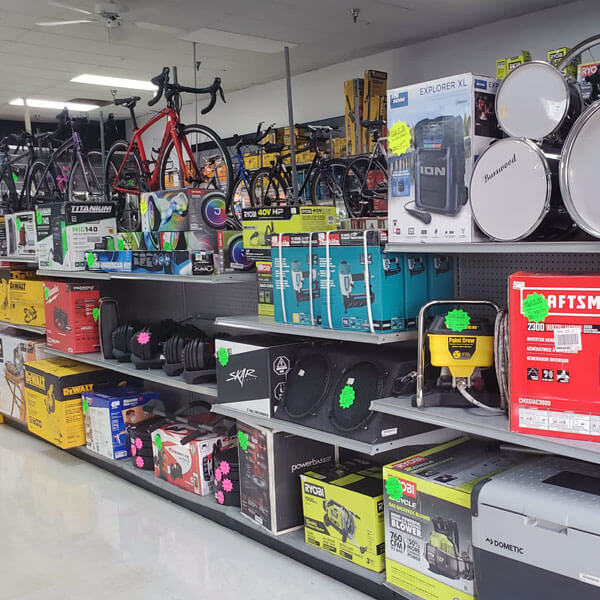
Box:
[229,236,254,271]
[282,352,331,418]
[201,191,228,229]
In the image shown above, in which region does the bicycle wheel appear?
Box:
[67,150,104,201]
[25,159,57,207]
[344,155,388,218]
[105,140,145,232]
[310,159,348,219]
[159,124,234,204]
[250,167,287,207]
[231,174,253,223]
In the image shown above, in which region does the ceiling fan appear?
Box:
[35,1,183,34]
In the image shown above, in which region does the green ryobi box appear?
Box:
[301,459,386,572]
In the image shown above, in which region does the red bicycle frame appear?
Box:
[112,107,197,195]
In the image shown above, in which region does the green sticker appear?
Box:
[36,211,42,225]
[92,307,99,322]
[386,476,403,501]
[238,430,249,452]
[445,309,471,332]
[11,172,18,184]
[16,217,21,231]
[339,384,355,409]
[388,120,412,156]
[140,198,148,215]
[522,292,549,322]
[163,241,172,251]
[82,398,89,415]
[117,239,124,250]
[87,253,95,268]
[43,286,49,300]
[217,347,229,367]
[154,434,162,451]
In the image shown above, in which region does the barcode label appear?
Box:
[554,327,582,352]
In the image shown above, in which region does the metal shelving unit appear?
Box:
[371,396,600,465]
[2,255,38,264]
[214,314,417,344]
[37,269,111,280]
[44,347,217,397]
[37,269,254,284]
[0,320,45,335]
[385,241,600,254]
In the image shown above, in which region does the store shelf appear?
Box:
[37,269,254,284]
[37,269,111,280]
[385,241,600,254]
[214,314,417,344]
[211,403,458,455]
[2,255,38,264]
[43,347,217,397]
[371,396,600,465]
[0,320,45,335]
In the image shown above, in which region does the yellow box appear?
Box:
[244,153,260,170]
[295,150,316,164]
[345,78,364,156]
[496,58,508,80]
[507,50,531,74]
[8,279,45,327]
[332,138,347,158]
[362,70,387,152]
[0,269,37,321]
[548,47,579,77]
[283,127,309,147]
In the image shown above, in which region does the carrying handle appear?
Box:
[557,34,600,71]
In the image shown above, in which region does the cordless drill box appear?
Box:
[8,279,45,327]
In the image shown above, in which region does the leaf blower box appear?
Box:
[36,202,116,270]
[151,418,236,496]
[383,437,527,600]
[237,421,335,534]
[43,280,100,354]
[5,211,36,257]
[387,73,500,244]
[509,272,600,442]
[301,459,386,572]
[24,357,120,449]
[82,387,158,460]
[8,278,45,327]
[241,205,336,261]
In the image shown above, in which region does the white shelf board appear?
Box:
[385,241,600,254]
[37,269,254,284]
[37,269,111,280]
[0,320,45,335]
[2,255,38,264]
[371,396,600,465]
[214,314,417,344]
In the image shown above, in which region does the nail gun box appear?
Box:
[383,437,527,600]
[509,272,600,442]
[301,459,386,572]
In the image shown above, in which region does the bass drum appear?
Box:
[560,100,600,238]
[470,137,576,241]
[496,61,584,142]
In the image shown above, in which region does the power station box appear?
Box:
[509,272,600,442]
[382,437,526,600]
[387,73,500,244]
[301,459,386,572]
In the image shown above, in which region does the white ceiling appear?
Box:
[0,0,577,121]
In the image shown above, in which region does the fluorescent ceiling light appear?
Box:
[10,98,99,111]
[181,28,295,53]
[71,74,157,91]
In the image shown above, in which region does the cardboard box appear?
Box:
[301,459,386,572]
[217,230,254,274]
[8,279,45,327]
[345,78,364,156]
[191,251,215,276]
[509,272,600,441]
[0,268,37,320]
[283,127,309,148]
[159,230,218,254]
[362,70,387,152]
[256,259,274,316]
[86,250,132,272]
[82,387,158,460]
[577,61,600,102]
[548,47,579,78]
[387,73,501,243]
[238,421,335,534]
[5,212,36,257]
[25,357,119,448]
[383,437,527,600]
[116,231,160,251]
[332,138,347,158]
[507,50,532,74]
[44,280,100,354]
[131,250,191,275]
[0,329,51,422]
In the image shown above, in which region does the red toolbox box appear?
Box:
[509,272,600,441]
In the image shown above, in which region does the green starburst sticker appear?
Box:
[339,384,355,409]
[445,309,471,332]
[238,430,249,451]
[154,434,162,451]
[92,307,99,322]
[117,239,124,250]
[36,211,42,225]
[163,241,172,251]
[522,292,549,322]
[12,172,18,183]
[82,398,89,415]
[87,253,95,268]
[386,476,403,501]
[15,217,21,231]
[217,347,229,367]
[43,286,49,300]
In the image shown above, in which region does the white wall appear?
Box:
[139,0,599,147]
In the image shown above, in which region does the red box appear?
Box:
[44,280,100,354]
[509,272,600,442]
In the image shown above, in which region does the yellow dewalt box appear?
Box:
[332,138,347,158]
[9,279,45,327]
[362,70,387,152]
[0,268,37,321]
[345,78,364,156]
[25,357,119,449]
[283,127,309,148]
[301,459,386,572]
[244,153,260,170]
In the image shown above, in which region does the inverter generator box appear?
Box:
[24,357,119,449]
[43,280,100,354]
[238,421,335,534]
[301,459,386,572]
[5,211,36,257]
[383,437,527,600]
[387,73,500,244]
[509,272,600,441]
[8,278,45,327]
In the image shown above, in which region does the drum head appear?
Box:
[560,100,600,237]
[497,61,570,140]
[470,138,551,241]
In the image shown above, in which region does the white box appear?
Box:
[387,73,500,243]
[5,212,36,257]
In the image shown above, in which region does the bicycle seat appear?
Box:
[263,143,284,153]
[360,119,386,128]
[114,96,141,109]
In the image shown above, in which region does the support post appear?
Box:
[284,46,299,204]
[99,110,106,181]
[23,98,32,134]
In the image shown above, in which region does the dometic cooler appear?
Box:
[472,457,600,600]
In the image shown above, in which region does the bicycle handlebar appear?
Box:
[232,122,276,149]
[148,66,170,107]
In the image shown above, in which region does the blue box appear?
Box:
[82,387,159,460]
[427,255,454,299]
[271,232,321,326]
[85,250,132,272]
[131,250,191,275]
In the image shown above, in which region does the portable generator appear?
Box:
[426,516,474,580]
[323,499,367,554]
[290,255,320,305]
[338,258,375,312]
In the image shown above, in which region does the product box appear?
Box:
[131,250,191,275]
[43,280,100,354]
[0,268,37,321]
[214,335,310,417]
[85,250,132,272]
[159,230,218,254]
[506,50,532,73]
[387,73,501,243]
[0,216,7,256]
[301,459,386,572]
[8,279,45,327]
[36,202,117,270]
[548,47,579,78]
[24,357,120,449]
[383,437,526,600]
[318,230,430,332]
[242,205,336,261]
[5,211,36,257]
[509,272,600,441]
[344,78,364,156]
[271,232,321,326]
[82,387,158,460]
[0,329,51,422]
[238,421,335,534]
[217,230,254,274]
[577,61,600,102]
[152,418,236,496]
[116,231,160,251]
[191,251,215,276]
[256,259,274,316]
[362,70,387,152]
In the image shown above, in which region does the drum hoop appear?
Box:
[496,60,577,140]
[470,137,552,241]
[559,99,600,237]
